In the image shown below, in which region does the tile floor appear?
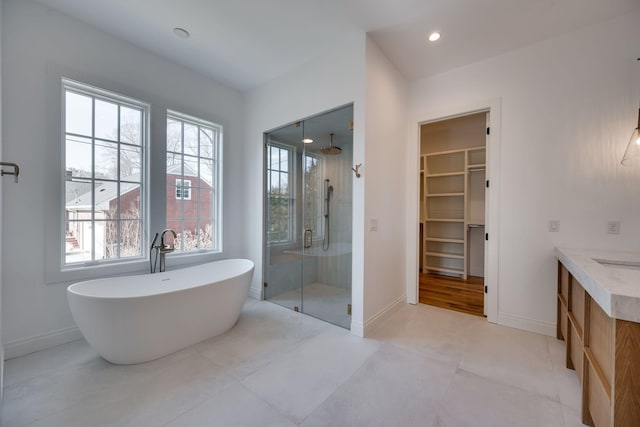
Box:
[2,300,586,427]
[267,282,352,329]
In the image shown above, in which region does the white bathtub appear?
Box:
[67,259,254,365]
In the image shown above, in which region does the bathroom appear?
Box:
[2,0,640,425]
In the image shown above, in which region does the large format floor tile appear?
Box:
[2,300,586,427]
[458,320,560,401]
[162,381,297,427]
[193,300,330,380]
[302,343,456,427]
[368,303,482,365]
[241,329,380,424]
[430,370,566,427]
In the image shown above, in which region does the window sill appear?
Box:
[46,250,223,286]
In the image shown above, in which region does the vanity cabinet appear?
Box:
[557,261,640,427]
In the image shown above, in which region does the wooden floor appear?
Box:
[419,273,485,317]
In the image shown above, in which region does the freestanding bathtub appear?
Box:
[67,259,254,365]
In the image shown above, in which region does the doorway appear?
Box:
[263,105,353,329]
[418,112,488,317]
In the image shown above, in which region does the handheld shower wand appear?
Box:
[323,179,333,251]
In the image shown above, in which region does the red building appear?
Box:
[65,163,212,259]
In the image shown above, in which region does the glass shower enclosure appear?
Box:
[263,105,353,329]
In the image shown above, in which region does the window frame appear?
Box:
[266,143,296,246]
[61,78,150,269]
[302,151,324,241]
[175,179,192,201]
[166,110,223,254]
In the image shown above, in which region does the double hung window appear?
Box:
[166,112,222,252]
[63,79,147,265]
[266,144,294,244]
[63,80,223,270]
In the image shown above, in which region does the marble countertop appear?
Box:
[556,247,640,323]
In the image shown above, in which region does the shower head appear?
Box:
[321,133,342,155]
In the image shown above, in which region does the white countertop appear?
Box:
[556,247,640,323]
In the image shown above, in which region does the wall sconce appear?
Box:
[621,58,640,165]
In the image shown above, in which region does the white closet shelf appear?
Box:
[426,193,464,197]
[424,251,464,259]
[421,145,486,280]
[425,237,464,243]
[424,266,464,275]
[426,172,465,178]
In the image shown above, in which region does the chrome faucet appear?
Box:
[150,229,177,273]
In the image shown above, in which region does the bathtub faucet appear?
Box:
[158,229,177,272]
[160,228,177,253]
[150,229,177,273]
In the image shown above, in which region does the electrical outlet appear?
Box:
[607,221,620,235]
[548,221,559,232]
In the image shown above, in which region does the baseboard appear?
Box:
[248,286,263,301]
[497,311,556,337]
[350,320,364,337]
[1,345,4,420]
[4,326,83,360]
[357,295,406,337]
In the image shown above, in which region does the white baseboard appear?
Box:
[4,326,83,360]
[497,311,556,337]
[354,295,405,337]
[1,345,4,419]
[350,320,364,337]
[248,286,263,301]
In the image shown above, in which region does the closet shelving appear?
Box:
[421,146,486,278]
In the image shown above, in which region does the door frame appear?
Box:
[406,98,501,324]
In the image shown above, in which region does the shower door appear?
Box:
[263,105,353,329]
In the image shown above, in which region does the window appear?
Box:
[63,79,147,265]
[267,144,294,243]
[175,179,192,200]
[303,153,323,239]
[166,111,222,253]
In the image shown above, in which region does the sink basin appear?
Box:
[594,258,640,271]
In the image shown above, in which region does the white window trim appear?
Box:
[266,142,296,246]
[302,152,324,241]
[45,78,225,285]
[175,179,192,200]
[61,78,150,270]
[166,110,223,255]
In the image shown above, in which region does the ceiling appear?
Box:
[37,0,639,91]
[267,104,354,155]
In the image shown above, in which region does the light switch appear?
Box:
[607,221,620,235]
[370,218,378,231]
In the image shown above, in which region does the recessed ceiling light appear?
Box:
[173,27,190,39]
[428,32,441,42]
[302,138,314,144]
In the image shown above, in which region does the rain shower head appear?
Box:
[321,133,342,155]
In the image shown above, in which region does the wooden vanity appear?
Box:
[556,248,640,427]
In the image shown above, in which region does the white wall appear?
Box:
[362,37,408,325]
[0,0,4,412]
[243,30,368,331]
[1,0,244,358]
[244,33,410,336]
[407,10,640,335]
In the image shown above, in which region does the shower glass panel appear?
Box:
[264,105,353,329]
